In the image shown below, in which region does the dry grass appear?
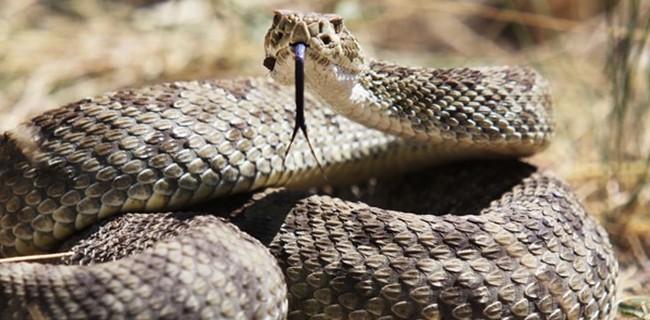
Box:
[0,0,649,317]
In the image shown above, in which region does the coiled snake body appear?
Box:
[0,10,617,320]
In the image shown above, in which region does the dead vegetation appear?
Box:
[0,0,648,317]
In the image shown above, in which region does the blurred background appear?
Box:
[0,0,648,317]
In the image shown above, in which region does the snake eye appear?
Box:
[272,12,282,27]
[263,57,276,71]
[330,17,343,33]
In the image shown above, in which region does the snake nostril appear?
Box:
[273,32,284,43]
[320,35,332,45]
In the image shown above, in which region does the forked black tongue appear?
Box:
[282,42,328,181]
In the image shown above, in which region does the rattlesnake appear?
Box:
[0,9,617,320]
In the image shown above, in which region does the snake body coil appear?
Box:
[0,10,617,320]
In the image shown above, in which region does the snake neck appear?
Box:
[305,60,554,157]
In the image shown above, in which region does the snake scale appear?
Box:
[0,10,617,320]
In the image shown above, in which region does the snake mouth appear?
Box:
[263,42,308,72]
[263,56,276,71]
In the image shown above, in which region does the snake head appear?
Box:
[263,10,366,87]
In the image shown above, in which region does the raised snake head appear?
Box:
[263,10,367,88]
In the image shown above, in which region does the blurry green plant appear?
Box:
[603,0,650,230]
[604,0,650,317]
